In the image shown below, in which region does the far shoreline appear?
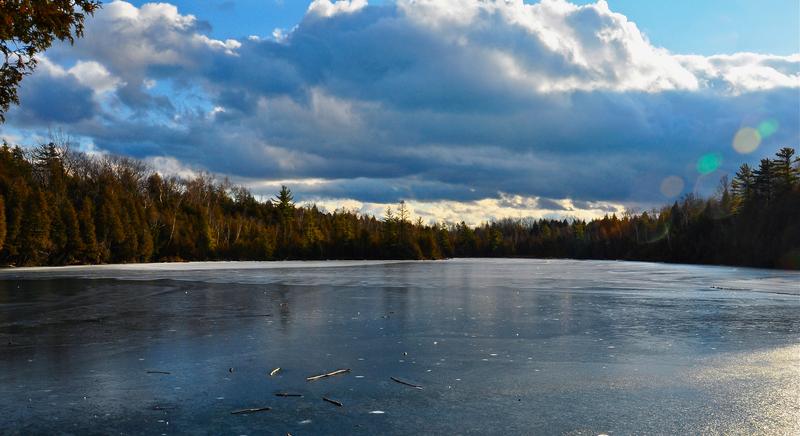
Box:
[2,257,799,274]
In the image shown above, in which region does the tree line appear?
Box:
[0,142,797,269]
[462,147,799,269]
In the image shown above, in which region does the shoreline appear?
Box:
[3,256,800,273]
[2,257,799,275]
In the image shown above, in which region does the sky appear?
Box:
[122,0,800,55]
[1,0,799,224]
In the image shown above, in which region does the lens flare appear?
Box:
[660,176,684,198]
[697,153,722,175]
[733,127,761,154]
[757,119,779,138]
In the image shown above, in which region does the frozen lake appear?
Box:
[1,259,798,434]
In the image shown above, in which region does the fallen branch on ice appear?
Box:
[322,397,343,407]
[390,376,423,389]
[230,406,271,415]
[306,368,350,381]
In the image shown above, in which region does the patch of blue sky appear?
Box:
[570,0,798,55]
[121,0,799,55]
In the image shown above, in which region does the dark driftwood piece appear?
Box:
[306,368,350,381]
[323,397,343,407]
[390,376,423,389]
[146,370,171,375]
[231,406,271,415]
[275,392,303,397]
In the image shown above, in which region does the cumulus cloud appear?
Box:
[307,0,367,18]
[677,53,800,93]
[307,194,627,226]
[68,61,123,94]
[3,0,799,222]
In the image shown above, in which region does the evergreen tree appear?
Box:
[60,200,82,264]
[274,185,294,254]
[96,188,125,260]
[732,163,754,203]
[455,221,477,256]
[301,208,323,258]
[397,200,410,242]
[49,197,68,262]
[753,158,775,203]
[382,206,397,248]
[2,181,27,258]
[18,190,51,265]
[78,198,99,262]
[773,147,798,193]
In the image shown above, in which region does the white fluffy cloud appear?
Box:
[677,53,800,93]
[304,193,626,226]
[4,0,799,222]
[396,0,702,92]
[307,0,368,18]
[68,60,123,94]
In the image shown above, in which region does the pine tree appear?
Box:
[96,188,125,261]
[61,200,82,264]
[274,185,294,254]
[753,158,775,203]
[397,200,410,241]
[488,226,503,254]
[436,223,453,257]
[301,208,323,258]
[18,190,51,265]
[118,198,141,261]
[382,206,398,250]
[78,198,99,262]
[1,178,28,258]
[455,221,477,256]
[731,163,755,206]
[418,225,441,259]
[772,147,798,193]
[49,196,68,263]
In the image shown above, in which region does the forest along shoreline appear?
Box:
[0,143,798,269]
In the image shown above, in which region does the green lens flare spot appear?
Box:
[757,119,779,138]
[697,153,722,175]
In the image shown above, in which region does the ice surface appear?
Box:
[0,259,798,434]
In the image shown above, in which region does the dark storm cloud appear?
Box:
[13,74,96,125]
